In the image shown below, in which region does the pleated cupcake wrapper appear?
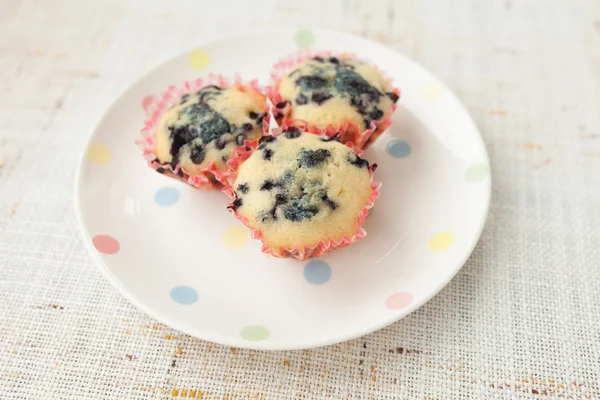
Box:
[223,162,381,260]
[267,50,400,149]
[136,74,270,190]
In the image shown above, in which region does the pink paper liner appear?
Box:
[267,50,400,149]
[136,74,270,190]
[223,141,381,260]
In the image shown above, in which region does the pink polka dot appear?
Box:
[385,292,413,310]
[92,235,120,255]
[142,95,154,112]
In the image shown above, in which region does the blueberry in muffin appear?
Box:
[153,85,268,179]
[274,55,398,134]
[228,128,378,258]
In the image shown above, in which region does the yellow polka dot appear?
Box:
[420,82,443,102]
[87,143,110,164]
[188,50,210,70]
[222,226,249,249]
[428,232,455,251]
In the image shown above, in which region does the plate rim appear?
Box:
[74,28,491,350]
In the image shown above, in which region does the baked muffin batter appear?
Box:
[230,129,374,252]
[276,56,398,131]
[154,85,267,174]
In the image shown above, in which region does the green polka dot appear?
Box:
[465,163,489,183]
[240,325,270,341]
[295,30,315,49]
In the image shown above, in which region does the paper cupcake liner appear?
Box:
[267,50,400,149]
[223,156,381,260]
[136,74,270,190]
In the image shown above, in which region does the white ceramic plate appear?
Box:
[76,29,490,350]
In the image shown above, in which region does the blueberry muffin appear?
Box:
[153,84,268,185]
[227,128,379,259]
[271,55,399,147]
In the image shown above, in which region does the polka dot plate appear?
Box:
[76,29,490,350]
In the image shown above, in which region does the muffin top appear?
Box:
[277,56,398,131]
[154,85,267,173]
[231,129,374,251]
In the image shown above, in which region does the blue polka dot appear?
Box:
[155,187,180,207]
[386,140,411,158]
[303,260,331,285]
[170,286,198,305]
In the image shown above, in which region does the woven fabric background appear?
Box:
[1,0,600,398]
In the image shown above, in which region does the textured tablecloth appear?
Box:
[1,0,600,398]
